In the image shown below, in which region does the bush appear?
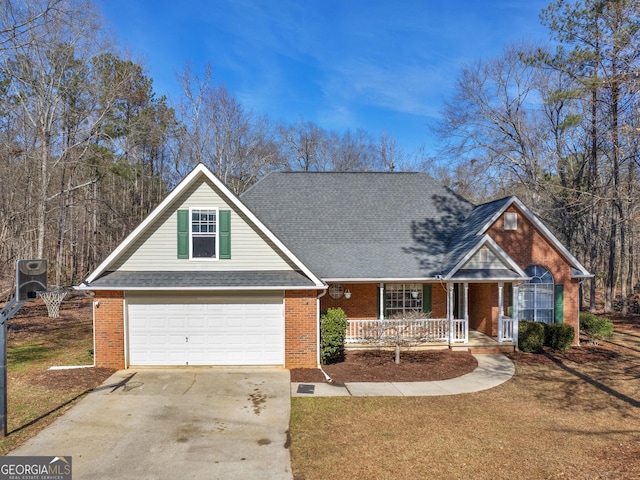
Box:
[580,312,614,344]
[320,308,348,364]
[544,323,575,352]
[518,320,545,353]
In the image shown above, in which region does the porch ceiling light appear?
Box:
[411,290,419,299]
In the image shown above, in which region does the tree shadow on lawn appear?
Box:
[542,351,640,409]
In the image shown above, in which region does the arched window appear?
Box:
[519,265,554,324]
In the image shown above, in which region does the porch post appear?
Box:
[513,283,520,347]
[463,282,469,343]
[448,283,454,343]
[379,283,384,320]
[498,282,504,343]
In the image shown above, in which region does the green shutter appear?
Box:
[423,284,432,314]
[177,209,189,259]
[508,283,513,317]
[554,284,564,324]
[219,210,231,259]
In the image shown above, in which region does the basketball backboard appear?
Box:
[16,259,47,302]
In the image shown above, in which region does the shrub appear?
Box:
[544,323,575,352]
[580,312,614,345]
[518,320,545,353]
[320,308,348,364]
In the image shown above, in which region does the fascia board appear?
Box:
[444,235,526,280]
[197,167,325,288]
[83,164,325,288]
[508,198,591,276]
[322,277,444,283]
[84,165,206,283]
[477,196,591,277]
[447,277,533,283]
[75,284,324,291]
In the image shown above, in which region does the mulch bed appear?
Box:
[31,367,116,391]
[290,350,478,383]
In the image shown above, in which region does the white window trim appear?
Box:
[189,207,219,261]
[385,283,423,318]
[519,265,554,324]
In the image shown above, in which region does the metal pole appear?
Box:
[0,297,25,437]
[0,315,6,437]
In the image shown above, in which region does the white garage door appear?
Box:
[127,294,284,366]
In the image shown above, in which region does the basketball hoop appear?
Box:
[37,289,67,318]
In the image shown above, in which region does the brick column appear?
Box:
[93,290,125,369]
[284,290,318,368]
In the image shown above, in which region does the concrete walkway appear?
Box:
[291,354,515,397]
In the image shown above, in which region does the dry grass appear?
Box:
[290,339,640,480]
[0,297,114,454]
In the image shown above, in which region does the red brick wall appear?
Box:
[432,284,447,318]
[320,283,448,319]
[94,290,125,369]
[321,283,379,318]
[284,290,318,368]
[487,205,580,343]
[467,283,503,336]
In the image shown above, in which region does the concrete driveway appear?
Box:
[10,368,293,479]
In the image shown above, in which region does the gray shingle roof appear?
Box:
[86,270,316,289]
[442,197,514,274]
[241,172,475,279]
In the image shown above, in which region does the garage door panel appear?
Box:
[128,296,284,366]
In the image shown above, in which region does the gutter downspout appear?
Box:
[316,288,332,382]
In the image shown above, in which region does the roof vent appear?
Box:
[504,212,517,230]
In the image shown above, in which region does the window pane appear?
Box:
[193,236,215,258]
[385,284,423,317]
[519,266,554,324]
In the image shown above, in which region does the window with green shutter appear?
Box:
[177,208,231,259]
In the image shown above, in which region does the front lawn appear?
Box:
[0,296,114,454]
[290,340,640,479]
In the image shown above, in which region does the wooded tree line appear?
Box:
[1,0,638,315]
[0,0,421,294]
[435,0,640,313]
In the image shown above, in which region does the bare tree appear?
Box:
[177,63,280,193]
[0,0,63,51]
[277,119,328,171]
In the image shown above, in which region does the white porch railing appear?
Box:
[498,316,518,343]
[345,318,468,344]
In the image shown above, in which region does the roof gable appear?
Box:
[479,197,591,278]
[82,164,324,288]
[442,196,590,279]
[445,235,527,281]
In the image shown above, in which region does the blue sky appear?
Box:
[97,0,552,155]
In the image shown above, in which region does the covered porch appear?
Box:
[331,281,520,353]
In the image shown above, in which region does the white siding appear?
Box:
[462,246,508,270]
[112,178,295,271]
